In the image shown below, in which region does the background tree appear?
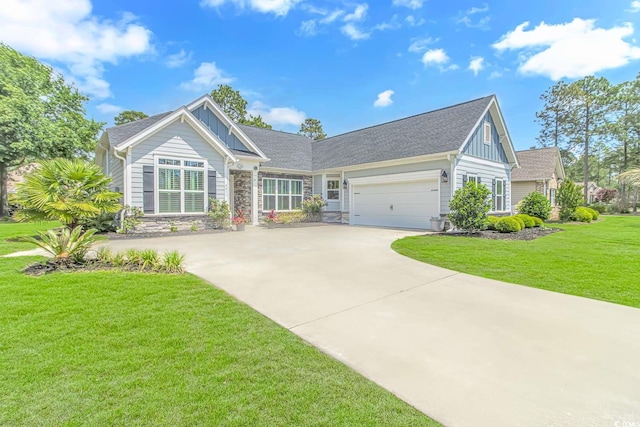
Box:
[298,118,327,140]
[13,158,122,229]
[114,110,148,125]
[210,84,272,129]
[0,43,102,217]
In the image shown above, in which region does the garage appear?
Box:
[349,171,440,229]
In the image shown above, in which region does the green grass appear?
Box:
[0,223,437,426]
[392,216,640,308]
[0,220,59,255]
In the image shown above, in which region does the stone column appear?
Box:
[252,168,259,225]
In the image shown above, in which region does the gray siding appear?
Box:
[462,112,508,163]
[313,175,322,195]
[344,159,451,214]
[109,151,124,194]
[191,105,252,153]
[455,155,512,213]
[129,120,226,210]
[512,181,537,207]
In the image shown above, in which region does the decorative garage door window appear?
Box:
[327,179,340,200]
[158,158,205,214]
[263,178,303,211]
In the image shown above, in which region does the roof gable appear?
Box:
[512,147,564,181]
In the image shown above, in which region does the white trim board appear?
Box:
[348,170,440,186]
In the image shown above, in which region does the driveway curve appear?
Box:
[107,224,640,427]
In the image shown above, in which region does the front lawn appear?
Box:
[392,216,640,308]
[0,255,437,425]
[0,220,59,255]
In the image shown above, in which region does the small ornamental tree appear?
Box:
[519,191,552,220]
[594,187,617,203]
[557,179,583,221]
[448,182,491,233]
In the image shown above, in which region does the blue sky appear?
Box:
[1,0,640,150]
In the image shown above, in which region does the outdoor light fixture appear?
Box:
[441,170,448,183]
[343,179,348,189]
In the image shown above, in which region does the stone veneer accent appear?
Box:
[231,170,252,217]
[136,215,217,233]
[321,211,342,223]
[258,171,312,219]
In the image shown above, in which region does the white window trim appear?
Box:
[484,122,492,145]
[325,174,341,202]
[262,177,303,212]
[467,174,478,185]
[153,154,208,215]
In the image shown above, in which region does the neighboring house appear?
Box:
[96,94,519,231]
[577,181,600,203]
[512,147,565,210]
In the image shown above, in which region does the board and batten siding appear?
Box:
[455,154,511,212]
[191,105,252,152]
[129,120,226,210]
[344,159,451,214]
[462,111,509,163]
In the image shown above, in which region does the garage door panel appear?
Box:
[352,179,439,229]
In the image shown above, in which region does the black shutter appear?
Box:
[462,175,468,185]
[492,179,496,211]
[477,177,482,185]
[207,170,217,206]
[142,166,154,214]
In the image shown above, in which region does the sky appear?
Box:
[1,0,640,151]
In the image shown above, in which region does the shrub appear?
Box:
[13,158,122,229]
[96,247,113,263]
[514,214,535,228]
[584,207,599,220]
[589,203,607,214]
[448,182,492,233]
[485,215,500,230]
[162,250,186,274]
[20,227,102,263]
[572,207,593,223]
[117,206,144,234]
[139,249,160,270]
[531,216,544,227]
[510,215,525,230]
[208,198,231,229]
[277,210,307,224]
[557,180,583,221]
[495,217,521,233]
[519,191,552,221]
[80,211,117,233]
[301,194,327,215]
[126,248,143,266]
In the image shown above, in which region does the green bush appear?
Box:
[208,198,231,229]
[589,203,607,214]
[301,194,327,215]
[448,182,492,233]
[519,191,552,221]
[531,216,544,227]
[572,207,593,223]
[557,180,583,221]
[511,215,525,230]
[80,211,117,233]
[485,215,500,230]
[514,214,535,228]
[117,206,144,234]
[495,217,521,233]
[585,207,599,220]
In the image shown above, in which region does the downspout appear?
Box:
[113,149,127,225]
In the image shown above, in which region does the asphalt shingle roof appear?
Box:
[512,147,561,181]
[311,95,494,170]
[105,112,173,148]
[238,125,313,171]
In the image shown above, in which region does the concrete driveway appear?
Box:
[107,224,640,427]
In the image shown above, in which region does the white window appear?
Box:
[157,157,206,214]
[263,178,303,211]
[484,122,492,145]
[495,179,504,211]
[468,175,478,185]
[550,188,556,206]
[327,179,340,200]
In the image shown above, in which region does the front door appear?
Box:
[325,174,341,211]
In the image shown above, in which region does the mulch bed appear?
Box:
[22,260,173,276]
[438,227,562,241]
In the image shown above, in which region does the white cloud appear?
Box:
[296,6,345,37]
[373,14,401,31]
[408,36,437,52]
[166,49,192,68]
[341,23,370,40]
[96,103,123,115]
[297,20,318,36]
[344,4,368,22]
[322,9,345,23]
[405,15,425,27]
[392,0,425,9]
[468,56,485,75]
[630,1,640,12]
[493,18,640,80]
[373,90,394,107]
[180,62,234,91]
[0,0,152,99]
[456,3,490,30]
[200,0,301,16]
[421,48,458,70]
[488,71,503,79]
[247,101,305,126]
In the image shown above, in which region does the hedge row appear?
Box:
[486,213,544,233]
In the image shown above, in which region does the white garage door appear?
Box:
[352,179,439,229]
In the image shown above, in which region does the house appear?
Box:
[577,181,600,203]
[96,94,519,231]
[512,147,565,211]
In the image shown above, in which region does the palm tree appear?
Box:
[13,158,122,229]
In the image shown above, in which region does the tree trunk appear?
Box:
[583,105,590,205]
[0,162,8,218]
